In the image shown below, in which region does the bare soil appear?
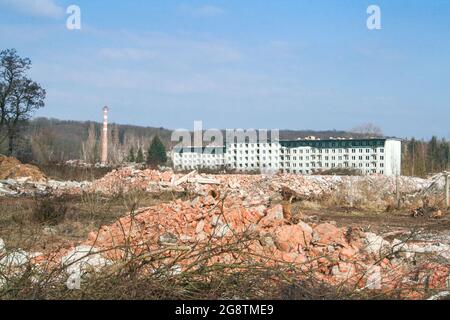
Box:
[295,203,450,242]
[0,191,187,253]
[2,191,448,254]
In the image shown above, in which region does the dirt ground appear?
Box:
[1,189,449,300]
[1,162,449,300]
[2,191,448,254]
[297,204,450,242]
[0,191,187,253]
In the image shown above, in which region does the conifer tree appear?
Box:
[135,147,144,163]
[146,135,167,168]
[128,147,135,162]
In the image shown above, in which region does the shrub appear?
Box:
[31,195,68,225]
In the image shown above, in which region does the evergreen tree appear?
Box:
[416,141,427,177]
[147,135,167,168]
[135,147,144,163]
[428,136,439,173]
[128,147,135,162]
[401,138,447,177]
[406,138,421,176]
[444,141,450,171]
[438,138,450,171]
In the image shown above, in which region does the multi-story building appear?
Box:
[172,138,401,176]
[225,142,281,173]
[172,146,226,171]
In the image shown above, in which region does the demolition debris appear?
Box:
[0,164,449,299]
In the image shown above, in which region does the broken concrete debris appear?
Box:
[363,232,391,257]
[30,193,443,297]
[61,245,112,290]
[1,166,441,214]
[0,165,449,298]
[0,178,90,197]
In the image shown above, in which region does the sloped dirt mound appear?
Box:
[0,155,47,182]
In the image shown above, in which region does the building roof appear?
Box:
[173,137,401,152]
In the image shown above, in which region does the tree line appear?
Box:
[127,136,168,168]
[402,137,450,177]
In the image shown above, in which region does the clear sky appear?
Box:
[1,0,449,139]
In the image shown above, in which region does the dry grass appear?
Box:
[0,220,428,300]
[0,190,351,300]
[0,180,448,300]
[0,190,188,253]
[0,221,361,300]
[39,164,112,182]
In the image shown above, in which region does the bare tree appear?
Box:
[108,124,124,164]
[0,49,46,155]
[31,127,57,164]
[351,123,384,137]
[81,123,99,163]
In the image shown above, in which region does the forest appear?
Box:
[1,117,448,178]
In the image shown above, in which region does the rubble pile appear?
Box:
[0,164,438,203]
[85,168,433,207]
[0,179,89,197]
[1,161,448,299]
[416,172,449,196]
[0,155,47,182]
[88,167,176,194]
[1,166,449,298]
[65,159,112,169]
[227,174,430,204]
[38,193,447,298]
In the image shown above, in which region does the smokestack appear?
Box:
[101,106,109,165]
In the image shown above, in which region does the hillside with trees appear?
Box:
[13,118,363,165]
[15,117,173,165]
[0,50,447,179]
[0,117,447,178]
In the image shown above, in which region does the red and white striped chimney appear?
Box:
[101,106,109,164]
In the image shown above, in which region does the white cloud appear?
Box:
[193,5,225,17]
[98,48,157,61]
[0,0,64,18]
[178,4,225,17]
[101,32,243,64]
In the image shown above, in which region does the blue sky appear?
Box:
[0,0,449,139]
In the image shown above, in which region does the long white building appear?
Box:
[172,138,402,176]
